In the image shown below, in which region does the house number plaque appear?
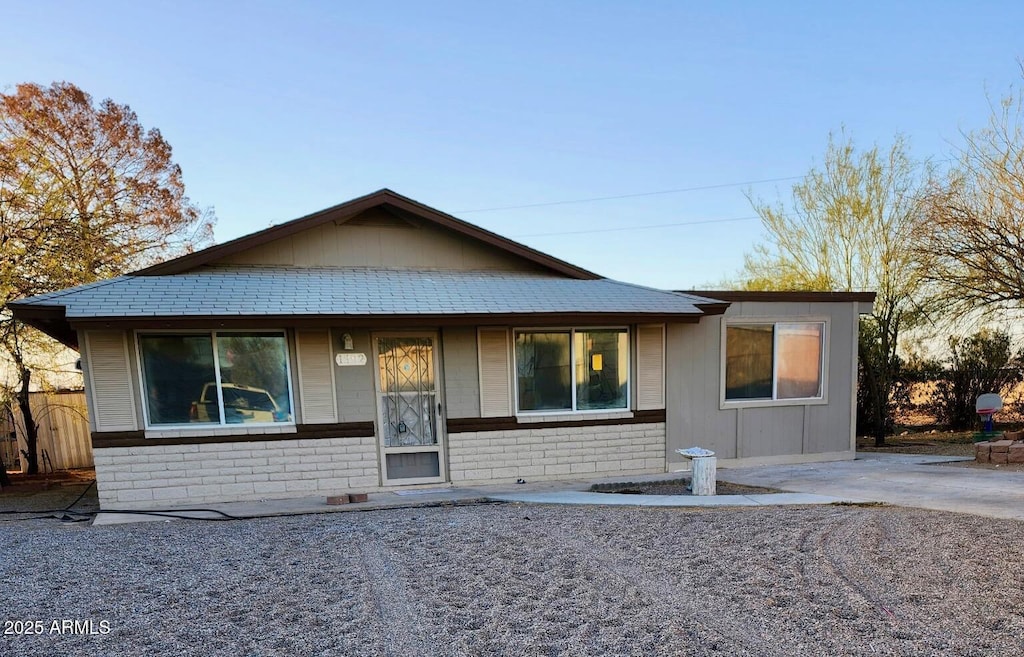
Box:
[335,353,367,366]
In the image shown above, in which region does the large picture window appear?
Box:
[724,322,825,402]
[139,332,294,427]
[515,328,628,413]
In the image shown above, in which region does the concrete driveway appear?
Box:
[719,452,1024,521]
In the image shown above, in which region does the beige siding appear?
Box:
[806,302,856,453]
[332,330,378,423]
[441,327,480,419]
[666,320,739,461]
[665,301,861,468]
[85,331,138,432]
[739,405,805,458]
[295,330,338,424]
[215,212,547,272]
[635,324,665,410]
[477,328,512,417]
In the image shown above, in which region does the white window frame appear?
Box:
[135,329,297,431]
[720,318,830,409]
[512,327,631,416]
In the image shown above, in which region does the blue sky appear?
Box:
[3,1,1022,288]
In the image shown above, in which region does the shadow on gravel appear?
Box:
[0,475,99,521]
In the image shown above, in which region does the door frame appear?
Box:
[371,331,447,486]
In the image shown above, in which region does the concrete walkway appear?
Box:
[93,452,1024,525]
[718,452,1024,521]
[92,477,850,525]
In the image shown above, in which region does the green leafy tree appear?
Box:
[0,81,214,473]
[740,132,931,446]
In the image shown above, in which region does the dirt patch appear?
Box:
[2,468,96,492]
[858,431,976,457]
[590,477,783,496]
[858,429,1024,470]
[0,475,98,517]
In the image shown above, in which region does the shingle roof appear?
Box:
[12,267,726,319]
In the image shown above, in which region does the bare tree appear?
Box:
[740,132,932,445]
[0,81,214,473]
[918,76,1024,315]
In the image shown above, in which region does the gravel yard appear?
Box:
[2,500,1024,656]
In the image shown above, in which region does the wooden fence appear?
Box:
[3,390,92,472]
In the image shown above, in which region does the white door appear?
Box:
[373,333,446,485]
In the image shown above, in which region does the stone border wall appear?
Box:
[975,439,1024,464]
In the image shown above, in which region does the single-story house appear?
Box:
[10,189,873,509]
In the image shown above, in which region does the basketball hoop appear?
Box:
[976,393,1003,432]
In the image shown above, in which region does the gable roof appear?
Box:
[9,190,736,348]
[134,188,601,279]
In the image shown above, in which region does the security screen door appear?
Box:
[374,334,446,484]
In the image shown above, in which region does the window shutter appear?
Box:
[296,330,338,424]
[478,328,511,417]
[85,331,139,432]
[636,324,665,410]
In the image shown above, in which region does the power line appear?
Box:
[454,176,803,214]
[511,215,760,238]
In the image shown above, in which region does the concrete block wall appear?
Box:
[93,436,379,509]
[447,422,666,483]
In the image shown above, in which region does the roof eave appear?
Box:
[679,290,877,303]
[8,302,78,349]
[67,311,707,331]
[692,301,730,316]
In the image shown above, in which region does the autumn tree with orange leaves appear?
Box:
[0,81,213,475]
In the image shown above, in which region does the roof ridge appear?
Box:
[195,265,555,276]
